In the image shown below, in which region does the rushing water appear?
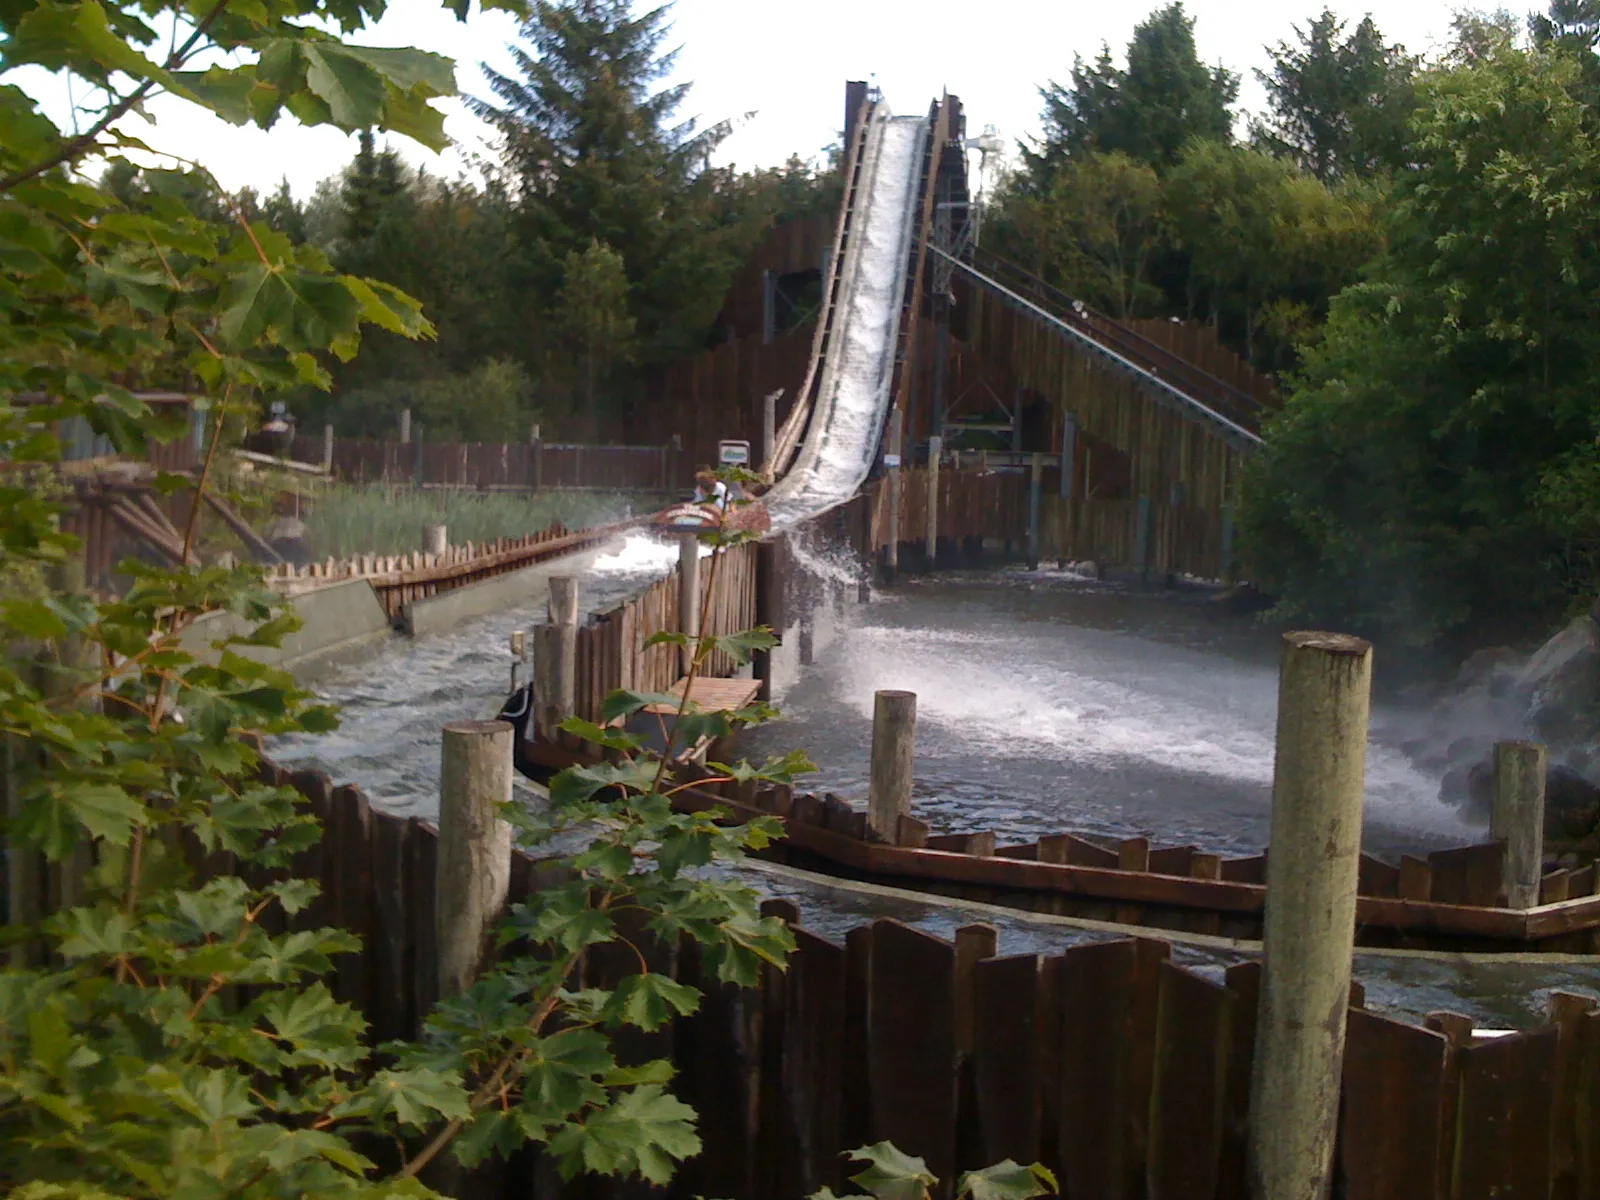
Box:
[272,538,1600,1023]
[748,563,1479,860]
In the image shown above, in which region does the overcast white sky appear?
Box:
[32,0,1477,198]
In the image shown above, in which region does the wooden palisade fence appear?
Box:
[256,759,1600,1200]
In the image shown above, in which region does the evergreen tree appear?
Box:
[1254,10,1417,183]
[1026,2,1238,177]
[472,0,757,425]
[262,176,307,242]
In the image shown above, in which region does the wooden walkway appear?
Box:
[644,676,763,714]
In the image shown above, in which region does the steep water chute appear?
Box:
[765,106,929,529]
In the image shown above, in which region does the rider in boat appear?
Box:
[692,466,729,511]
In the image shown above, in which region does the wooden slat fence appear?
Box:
[253,758,1600,1200]
[252,433,684,493]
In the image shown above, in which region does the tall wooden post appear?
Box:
[867,690,916,844]
[1249,631,1372,1200]
[884,411,903,584]
[532,576,579,739]
[399,408,411,445]
[1027,452,1043,569]
[762,390,778,469]
[1491,740,1546,909]
[925,435,942,568]
[436,720,514,999]
[322,423,334,474]
[754,540,778,700]
[678,533,701,676]
[423,524,447,558]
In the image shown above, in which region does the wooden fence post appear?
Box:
[679,533,701,676]
[1249,631,1372,1200]
[926,435,942,568]
[1027,452,1043,569]
[423,524,447,557]
[322,424,334,474]
[399,408,411,445]
[436,719,514,999]
[867,690,916,844]
[1491,740,1546,909]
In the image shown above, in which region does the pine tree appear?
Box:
[471,0,756,423]
[1025,2,1237,177]
[1254,11,1417,182]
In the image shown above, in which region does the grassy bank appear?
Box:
[300,485,665,559]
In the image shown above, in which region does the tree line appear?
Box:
[987,1,1600,648]
[105,0,834,445]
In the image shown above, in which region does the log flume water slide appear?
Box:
[758,97,1264,530]
[515,93,1600,955]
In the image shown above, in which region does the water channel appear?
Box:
[272,533,1600,1029]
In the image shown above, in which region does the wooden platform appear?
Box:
[643,676,763,714]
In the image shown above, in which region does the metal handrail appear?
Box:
[932,246,1263,451]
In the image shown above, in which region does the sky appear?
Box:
[26,0,1476,198]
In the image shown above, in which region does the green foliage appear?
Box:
[1026,2,1237,176]
[812,1143,1058,1200]
[300,481,651,558]
[1239,38,1600,642]
[0,1,807,1194]
[1252,9,1418,183]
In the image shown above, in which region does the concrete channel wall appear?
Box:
[179,578,393,683]
[401,547,605,639]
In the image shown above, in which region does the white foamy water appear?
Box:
[767,108,928,529]
[748,575,1478,858]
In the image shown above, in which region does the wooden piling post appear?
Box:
[531,579,578,741]
[926,434,942,568]
[679,532,701,675]
[1490,739,1546,909]
[399,408,411,445]
[322,423,334,473]
[436,720,514,999]
[867,690,917,844]
[884,414,902,585]
[1249,631,1372,1200]
[762,389,777,470]
[1027,452,1043,569]
[423,524,447,558]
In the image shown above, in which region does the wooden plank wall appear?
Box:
[1124,318,1281,413]
[871,467,1229,579]
[572,542,760,721]
[253,758,1600,1200]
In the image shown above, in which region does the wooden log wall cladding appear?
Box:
[1123,318,1281,413]
[641,322,816,473]
[231,762,1600,1200]
[570,542,760,721]
[958,280,1252,524]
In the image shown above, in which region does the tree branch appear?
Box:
[0,0,234,195]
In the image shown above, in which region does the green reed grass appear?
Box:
[302,485,665,559]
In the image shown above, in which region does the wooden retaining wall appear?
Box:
[257,760,1600,1200]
